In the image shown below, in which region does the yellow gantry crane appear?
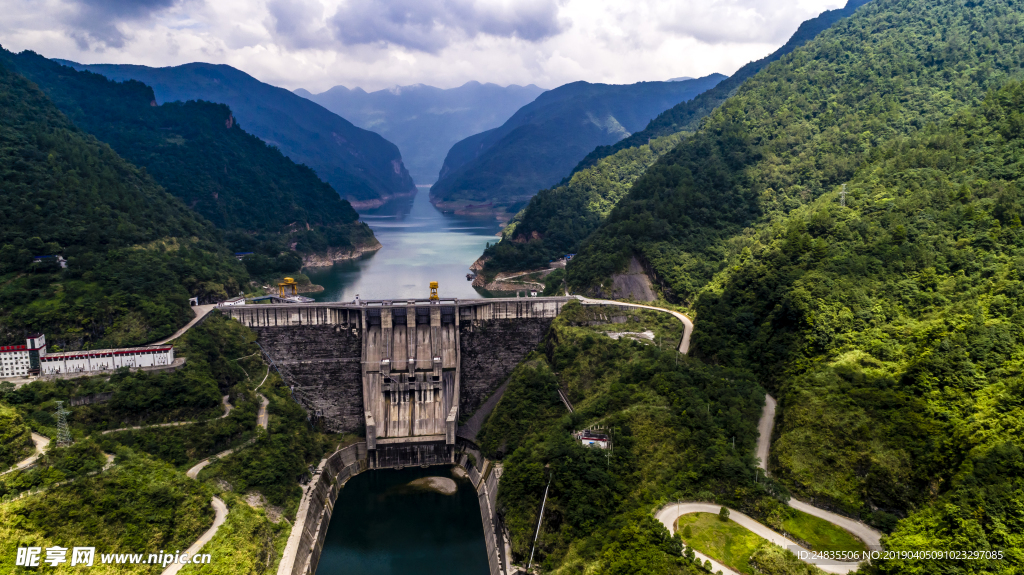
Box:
[429,281,439,301]
[278,277,299,298]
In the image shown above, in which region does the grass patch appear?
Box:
[676,512,764,575]
[177,493,288,575]
[781,509,866,553]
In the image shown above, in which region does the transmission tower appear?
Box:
[840,184,847,207]
[55,401,73,447]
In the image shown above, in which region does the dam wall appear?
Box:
[459,318,552,417]
[253,323,364,433]
[278,442,369,575]
[224,298,568,439]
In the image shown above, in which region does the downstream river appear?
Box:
[315,467,489,575]
[306,188,503,302]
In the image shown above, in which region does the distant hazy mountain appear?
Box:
[429,74,725,218]
[55,60,415,208]
[296,82,545,185]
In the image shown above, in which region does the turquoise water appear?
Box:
[305,189,503,302]
[315,467,489,575]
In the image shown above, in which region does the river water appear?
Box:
[305,188,503,302]
[315,467,489,575]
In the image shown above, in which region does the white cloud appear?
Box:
[0,0,847,92]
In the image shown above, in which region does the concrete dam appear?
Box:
[223,297,571,468]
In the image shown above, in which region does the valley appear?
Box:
[3,0,1024,574]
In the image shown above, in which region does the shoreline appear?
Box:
[301,241,383,268]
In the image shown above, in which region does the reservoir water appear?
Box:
[306,188,504,302]
[315,467,489,575]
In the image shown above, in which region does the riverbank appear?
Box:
[301,241,383,268]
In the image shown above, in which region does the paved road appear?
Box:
[656,503,867,574]
[153,304,217,345]
[756,393,883,549]
[257,394,269,430]
[102,395,232,435]
[576,296,693,354]
[755,394,776,473]
[161,496,228,575]
[1,432,50,476]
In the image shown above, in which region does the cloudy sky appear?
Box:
[0,0,846,93]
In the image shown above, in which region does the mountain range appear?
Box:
[429,74,725,218]
[478,0,876,274]
[2,48,377,268]
[295,82,545,186]
[55,60,416,208]
[0,58,246,348]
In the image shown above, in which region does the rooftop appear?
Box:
[42,345,173,359]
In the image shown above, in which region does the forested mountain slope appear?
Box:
[58,61,415,208]
[693,82,1024,573]
[429,75,724,218]
[0,62,246,349]
[477,304,770,574]
[555,0,1024,570]
[1,48,377,267]
[473,0,874,277]
[573,0,874,175]
[296,81,545,185]
[571,0,1024,299]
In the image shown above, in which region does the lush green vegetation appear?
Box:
[198,377,334,512]
[747,543,827,575]
[549,0,1024,571]
[478,302,801,574]
[0,313,335,572]
[676,512,765,575]
[64,60,416,205]
[693,80,1024,565]
[780,509,866,553]
[572,0,873,174]
[0,61,247,348]
[178,492,288,575]
[570,0,1024,299]
[0,48,377,272]
[0,448,214,574]
[0,404,34,470]
[478,132,686,274]
[475,1,874,277]
[429,76,724,217]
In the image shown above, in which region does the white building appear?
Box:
[1,345,31,378]
[39,345,174,376]
[0,334,46,379]
[2,333,176,378]
[578,430,610,449]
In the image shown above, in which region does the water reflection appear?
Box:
[306,188,504,301]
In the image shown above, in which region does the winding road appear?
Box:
[153,304,217,345]
[101,395,233,435]
[757,394,882,549]
[575,296,693,354]
[174,393,270,572]
[571,295,880,572]
[1,432,50,476]
[654,391,883,575]
[161,497,228,575]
